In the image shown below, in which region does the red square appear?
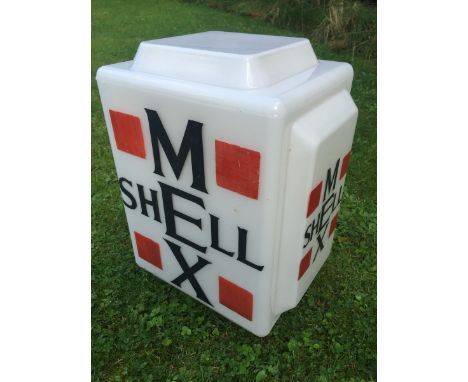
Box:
[307,182,322,217]
[298,249,312,280]
[215,140,261,199]
[109,110,146,158]
[135,232,163,269]
[340,151,351,179]
[218,276,253,321]
[328,213,339,238]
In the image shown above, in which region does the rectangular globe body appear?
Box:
[96,31,357,336]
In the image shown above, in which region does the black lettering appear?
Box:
[165,239,212,306]
[137,184,161,222]
[311,212,321,237]
[159,181,206,254]
[323,159,340,201]
[304,212,322,249]
[145,108,207,193]
[303,223,312,248]
[312,245,320,263]
[119,177,137,209]
[333,185,343,211]
[209,214,235,257]
[316,232,325,252]
[237,227,264,271]
[320,193,335,231]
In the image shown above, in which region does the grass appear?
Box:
[182,0,377,60]
[92,0,376,380]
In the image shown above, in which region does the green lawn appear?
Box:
[92,0,377,380]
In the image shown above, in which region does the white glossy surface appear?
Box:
[97,31,357,336]
[132,31,318,89]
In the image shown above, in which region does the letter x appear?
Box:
[314,229,327,263]
[164,239,212,306]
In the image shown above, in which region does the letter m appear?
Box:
[323,158,340,201]
[145,108,207,193]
